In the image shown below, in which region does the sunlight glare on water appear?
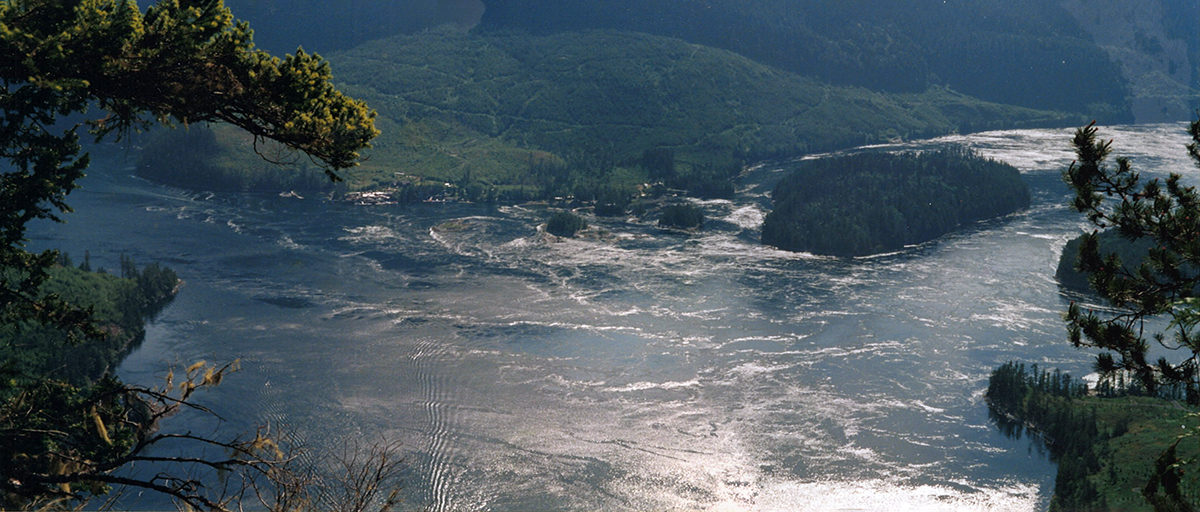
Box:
[28,122,1192,510]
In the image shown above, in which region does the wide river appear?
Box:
[29,122,1198,511]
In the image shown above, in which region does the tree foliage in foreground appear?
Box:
[1063,121,1200,404]
[1062,120,1200,511]
[761,147,1029,256]
[1,0,381,509]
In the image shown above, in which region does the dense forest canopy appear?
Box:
[222,0,1199,124]
[762,147,1030,257]
[479,0,1184,120]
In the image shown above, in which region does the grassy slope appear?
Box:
[321,29,1082,191]
[1071,397,1199,510]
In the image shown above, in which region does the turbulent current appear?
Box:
[30,123,1198,511]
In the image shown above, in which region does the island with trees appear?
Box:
[1055,230,1180,294]
[545,211,588,238]
[658,203,705,230]
[761,147,1030,256]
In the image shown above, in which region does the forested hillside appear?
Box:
[140,30,1082,196]
[138,0,1200,196]
[222,0,1199,123]
[478,0,1138,119]
[1062,0,1200,122]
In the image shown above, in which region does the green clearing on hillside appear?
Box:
[140,29,1084,196]
[988,362,1200,510]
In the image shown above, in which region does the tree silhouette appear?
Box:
[1,0,380,509]
[1062,120,1200,511]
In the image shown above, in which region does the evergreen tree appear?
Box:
[0,0,378,509]
[1062,120,1200,511]
[1063,120,1200,403]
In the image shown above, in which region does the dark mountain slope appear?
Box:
[479,0,1133,119]
[324,29,1082,190]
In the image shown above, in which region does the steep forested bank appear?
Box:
[761,148,1029,256]
[0,255,178,386]
[987,362,1200,510]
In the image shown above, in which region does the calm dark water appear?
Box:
[29,123,1197,511]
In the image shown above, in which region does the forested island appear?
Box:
[1,254,179,386]
[987,361,1199,510]
[545,211,588,237]
[658,203,705,230]
[761,147,1030,256]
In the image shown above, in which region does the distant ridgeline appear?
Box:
[1055,230,1199,295]
[0,254,178,386]
[218,0,1200,123]
[762,147,1029,256]
[140,29,1083,200]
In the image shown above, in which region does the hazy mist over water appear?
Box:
[29,123,1198,510]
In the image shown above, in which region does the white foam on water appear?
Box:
[602,378,703,393]
[744,478,1043,512]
